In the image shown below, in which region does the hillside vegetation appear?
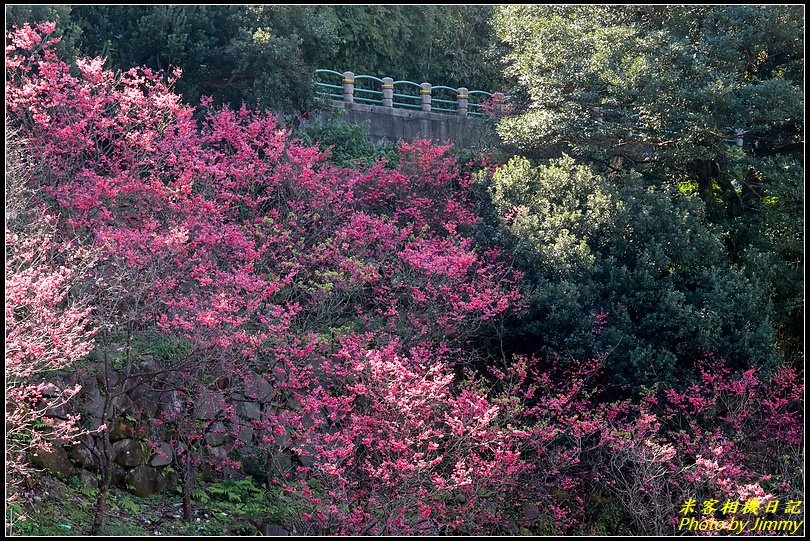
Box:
[5,6,803,536]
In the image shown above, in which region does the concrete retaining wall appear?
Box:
[316,101,496,148]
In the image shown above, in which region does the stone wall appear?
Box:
[31,364,297,498]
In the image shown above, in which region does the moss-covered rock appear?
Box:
[113,439,149,468]
[124,465,167,497]
[31,445,73,477]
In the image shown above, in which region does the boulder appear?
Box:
[235,425,254,444]
[271,451,293,475]
[84,387,107,420]
[110,466,128,487]
[522,502,541,523]
[111,393,136,415]
[158,390,183,421]
[234,397,262,420]
[95,370,120,389]
[45,403,69,420]
[256,523,289,536]
[136,355,162,374]
[125,381,151,405]
[207,444,229,462]
[125,465,167,497]
[110,418,137,441]
[205,421,228,447]
[68,437,98,471]
[74,467,99,489]
[238,446,265,479]
[194,390,225,420]
[243,377,274,402]
[138,393,160,419]
[295,444,316,468]
[149,442,173,467]
[113,439,149,468]
[148,423,167,445]
[39,382,63,398]
[274,429,291,447]
[55,371,81,390]
[31,445,73,477]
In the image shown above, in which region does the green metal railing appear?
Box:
[315,69,506,118]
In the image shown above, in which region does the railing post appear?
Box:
[493,92,505,117]
[457,87,468,117]
[382,77,394,108]
[342,71,355,104]
[420,82,432,112]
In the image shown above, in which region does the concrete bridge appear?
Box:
[314,70,506,148]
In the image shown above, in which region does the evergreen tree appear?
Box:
[491,6,803,372]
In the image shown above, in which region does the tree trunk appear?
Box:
[179,443,193,522]
[88,346,114,536]
[88,467,113,535]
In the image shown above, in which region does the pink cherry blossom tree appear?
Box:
[5,126,96,531]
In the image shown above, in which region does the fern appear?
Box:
[119,497,141,514]
[191,488,210,504]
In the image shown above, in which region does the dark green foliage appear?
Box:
[494,6,803,173]
[11,6,507,112]
[493,6,803,367]
[297,116,398,169]
[489,156,779,389]
[66,5,333,111]
[321,6,506,91]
